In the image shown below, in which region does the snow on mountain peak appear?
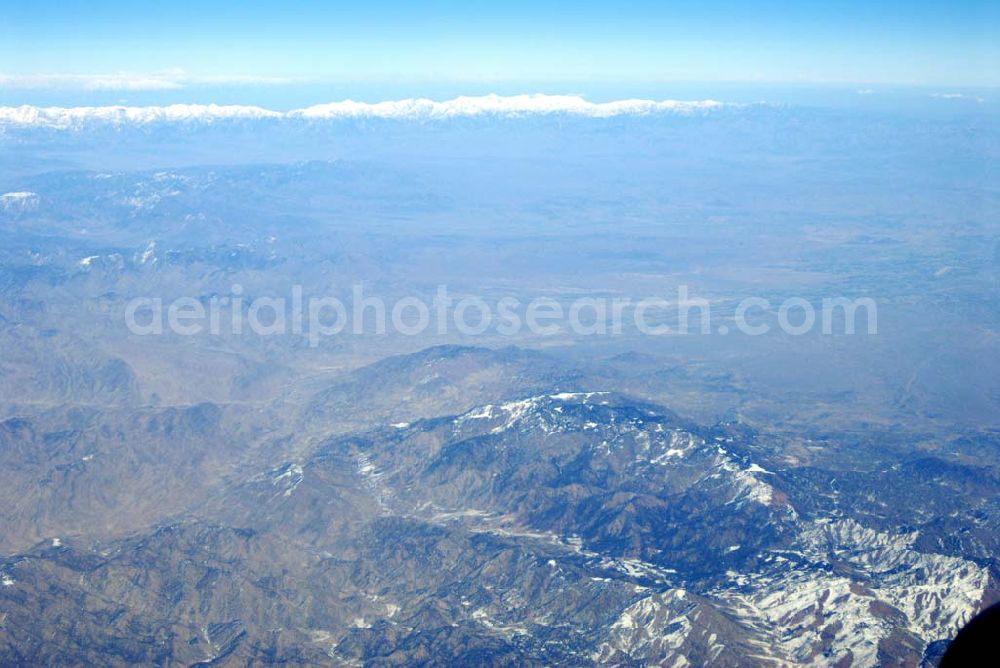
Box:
[0,103,281,128]
[293,94,727,120]
[0,191,40,213]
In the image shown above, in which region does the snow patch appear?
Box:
[271,463,304,497]
[0,191,39,213]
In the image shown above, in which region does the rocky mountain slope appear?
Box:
[0,347,995,665]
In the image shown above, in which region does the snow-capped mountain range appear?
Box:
[0,94,729,128]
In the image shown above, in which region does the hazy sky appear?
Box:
[1,0,997,93]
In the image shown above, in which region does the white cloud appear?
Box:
[0,70,300,91]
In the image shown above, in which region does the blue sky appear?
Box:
[1,0,997,102]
